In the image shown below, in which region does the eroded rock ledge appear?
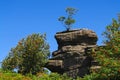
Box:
[45,29,98,78]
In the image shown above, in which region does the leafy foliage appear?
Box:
[101,14,120,58]
[0,69,31,80]
[58,7,77,31]
[2,33,50,75]
[81,15,120,80]
[0,69,74,80]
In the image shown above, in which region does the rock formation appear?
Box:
[45,29,98,78]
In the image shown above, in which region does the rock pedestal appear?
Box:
[46,29,98,78]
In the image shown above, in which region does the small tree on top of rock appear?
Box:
[58,7,77,31]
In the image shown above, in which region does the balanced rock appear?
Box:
[45,29,98,78]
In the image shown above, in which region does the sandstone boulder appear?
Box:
[45,29,98,78]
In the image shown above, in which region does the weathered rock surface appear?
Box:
[45,29,98,78]
[55,29,97,49]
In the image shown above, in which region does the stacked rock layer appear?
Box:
[46,29,98,78]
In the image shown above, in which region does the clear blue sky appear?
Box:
[0,0,120,64]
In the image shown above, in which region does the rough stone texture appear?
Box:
[45,29,98,78]
[55,29,98,49]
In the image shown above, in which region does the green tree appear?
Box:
[58,7,77,31]
[2,33,50,75]
[102,14,120,58]
[86,15,120,80]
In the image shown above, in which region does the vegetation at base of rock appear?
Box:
[2,33,50,75]
[0,69,31,80]
[0,69,75,80]
[58,7,77,31]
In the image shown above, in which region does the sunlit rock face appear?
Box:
[45,29,98,78]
